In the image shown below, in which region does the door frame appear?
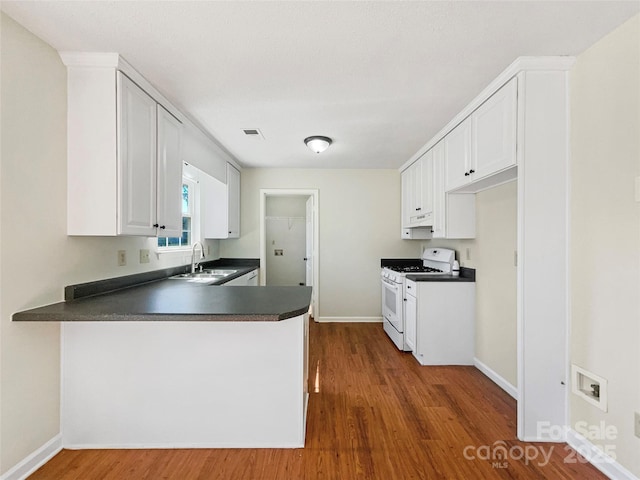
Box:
[259,189,319,318]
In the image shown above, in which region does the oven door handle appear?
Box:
[382,278,399,288]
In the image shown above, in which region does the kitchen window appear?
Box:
[157,176,198,250]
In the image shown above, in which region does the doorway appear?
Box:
[260,189,319,318]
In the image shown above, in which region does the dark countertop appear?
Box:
[14,258,312,322]
[406,267,476,283]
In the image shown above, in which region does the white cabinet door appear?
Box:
[156,105,183,237]
[227,164,240,238]
[444,116,473,192]
[419,150,434,223]
[401,168,412,229]
[201,163,241,239]
[472,77,517,180]
[200,171,225,239]
[401,152,434,231]
[404,284,417,352]
[431,141,446,238]
[117,72,157,236]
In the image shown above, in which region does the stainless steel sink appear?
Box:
[169,269,238,284]
[169,272,224,283]
[202,269,237,276]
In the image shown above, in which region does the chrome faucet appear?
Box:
[191,242,205,273]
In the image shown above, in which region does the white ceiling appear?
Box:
[2,1,638,169]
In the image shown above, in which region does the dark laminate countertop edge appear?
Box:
[13,283,311,323]
[66,259,260,300]
[406,267,476,282]
[13,310,308,323]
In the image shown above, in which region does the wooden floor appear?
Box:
[31,322,605,479]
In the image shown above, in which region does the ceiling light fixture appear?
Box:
[304,136,332,154]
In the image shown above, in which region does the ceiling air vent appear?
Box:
[242,128,264,139]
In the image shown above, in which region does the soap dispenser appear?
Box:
[452,260,460,277]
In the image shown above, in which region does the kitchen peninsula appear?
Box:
[14,268,312,449]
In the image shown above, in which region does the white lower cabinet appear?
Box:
[404,280,417,352]
[412,281,475,366]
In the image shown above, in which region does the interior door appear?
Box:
[305,196,314,288]
[305,196,314,317]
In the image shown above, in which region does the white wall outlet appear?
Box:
[140,249,150,264]
[635,412,640,439]
[117,250,127,266]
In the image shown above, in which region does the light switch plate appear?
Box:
[117,250,126,266]
[635,411,640,439]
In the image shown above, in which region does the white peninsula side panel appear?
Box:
[62,315,309,448]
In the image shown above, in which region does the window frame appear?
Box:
[156,171,200,254]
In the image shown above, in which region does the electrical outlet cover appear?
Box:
[635,411,640,439]
[117,250,126,266]
[140,249,150,264]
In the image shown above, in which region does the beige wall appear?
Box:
[421,181,518,387]
[220,168,421,320]
[570,14,640,476]
[0,14,218,475]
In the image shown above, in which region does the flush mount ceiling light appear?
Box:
[304,136,332,154]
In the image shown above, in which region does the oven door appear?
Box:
[381,276,403,333]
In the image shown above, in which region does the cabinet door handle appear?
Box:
[464,172,470,176]
[153,223,159,228]
[159,225,166,230]
[415,207,422,211]
[403,298,407,302]
[407,285,412,289]
[469,169,475,174]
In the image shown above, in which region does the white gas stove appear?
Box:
[381,248,456,350]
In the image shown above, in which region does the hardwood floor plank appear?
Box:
[29,322,607,479]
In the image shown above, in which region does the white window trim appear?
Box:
[156,173,201,255]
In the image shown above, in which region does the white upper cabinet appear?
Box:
[444,116,473,192]
[63,54,185,237]
[202,163,241,239]
[114,72,184,237]
[156,105,183,237]
[401,152,433,229]
[409,140,475,240]
[472,77,517,180]
[227,164,241,238]
[431,141,446,238]
[445,77,518,193]
[117,73,158,236]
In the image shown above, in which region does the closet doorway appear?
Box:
[259,189,319,318]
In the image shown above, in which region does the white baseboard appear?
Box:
[316,316,383,323]
[0,434,62,480]
[566,429,639,480]
[474,357,518,399]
